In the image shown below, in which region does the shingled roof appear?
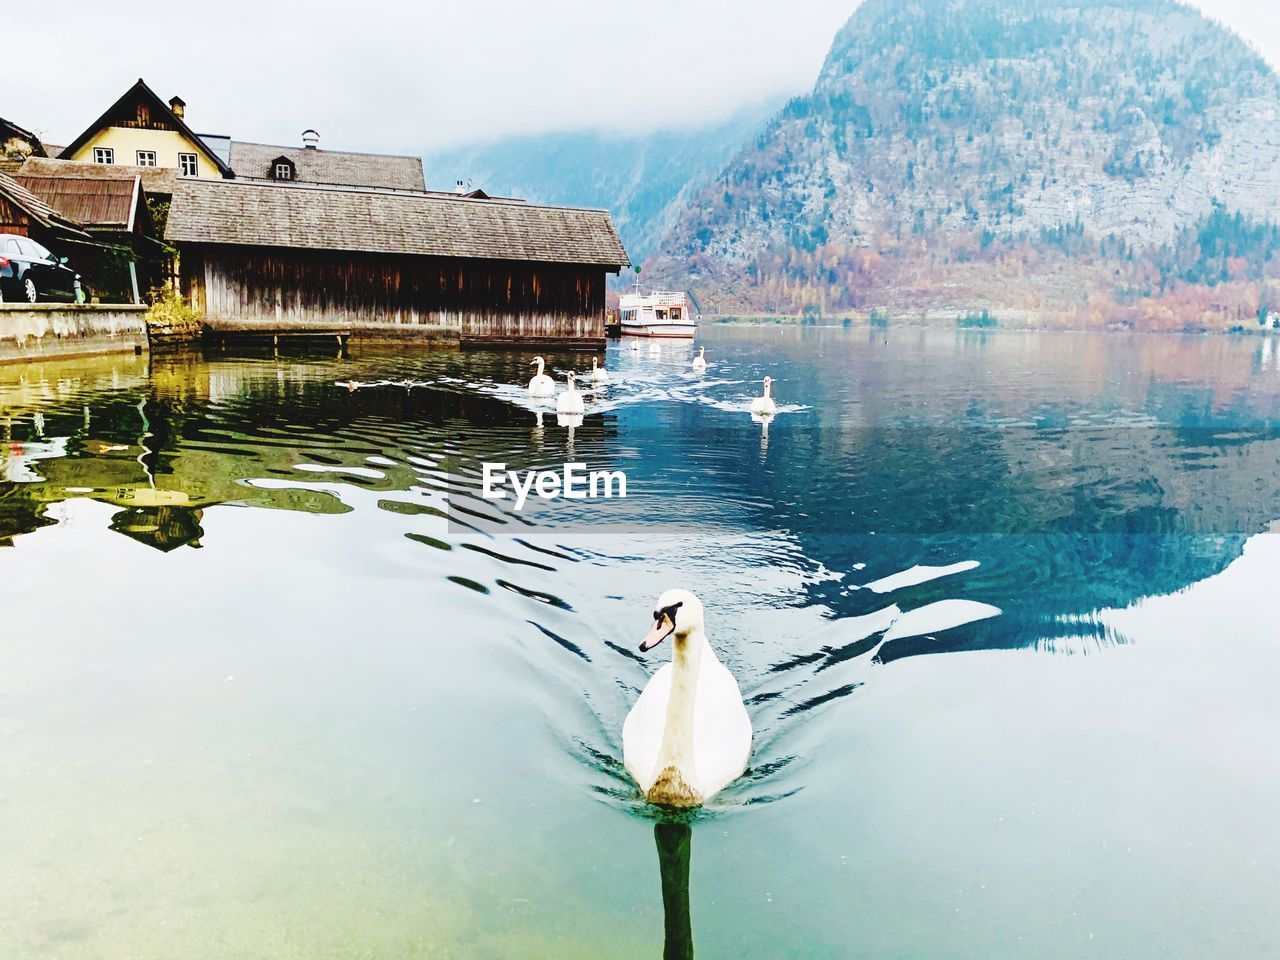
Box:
[0,170,91,237]
[18,156,178,196]
[15,174,148,233]
[165,179,630,268]
[228,141,425,191]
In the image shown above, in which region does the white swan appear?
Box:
[750,376,777,416]
[590,356,609,383]
[648,340,662,356]
[528,356,556,398]
[623,590,752,808]
[691,346,707,371]
[556,371,585,414]
[628,339,641,352]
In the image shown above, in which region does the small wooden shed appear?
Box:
[164,178,630,346]
[0,170,87,238]
[14,173,161,302]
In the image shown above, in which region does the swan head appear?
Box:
[531,356,546,371]
[639,589,705,652]
[566,371,577,389]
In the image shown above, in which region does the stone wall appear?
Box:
[0,304,149,364]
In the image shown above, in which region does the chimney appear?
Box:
[302,129,320,150]
[169,96,186,120]
[456,179,466,194]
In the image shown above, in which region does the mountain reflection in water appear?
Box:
[2,327,1279,959]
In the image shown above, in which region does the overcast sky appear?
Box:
[6,1,1278,158]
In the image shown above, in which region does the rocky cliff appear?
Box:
[648,0,1280,327]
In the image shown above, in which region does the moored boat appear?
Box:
[619,290,697,338]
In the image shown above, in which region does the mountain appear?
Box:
[423,100,780,266]
[648,0,1280,328]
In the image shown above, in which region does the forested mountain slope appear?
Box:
[648,0,1280,328]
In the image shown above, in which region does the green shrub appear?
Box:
[144,283,202,336]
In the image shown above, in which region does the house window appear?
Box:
[93,147,115,164]
[274,162,293,181]
[178,153,199,177]
[136,150,157,167]
[137,104,150,125]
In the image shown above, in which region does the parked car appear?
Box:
[0,233,84,304]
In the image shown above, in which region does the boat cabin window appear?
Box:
[656,309,668,320]
[670,307,682,319]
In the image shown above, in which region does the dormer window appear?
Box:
[137,103,150,125]
[270,156,297,182]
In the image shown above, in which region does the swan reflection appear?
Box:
[654,821,694,960]
[752,411,770,458]
[531,409,545,448]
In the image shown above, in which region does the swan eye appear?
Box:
[654,600,683,627]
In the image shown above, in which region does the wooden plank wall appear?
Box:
[0,198,31,236]
[191,244,607,340]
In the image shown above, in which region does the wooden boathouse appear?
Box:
[163,178,629,347]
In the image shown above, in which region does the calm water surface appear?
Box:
[2,327,1279,958]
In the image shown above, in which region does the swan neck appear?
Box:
[656,629,706,775]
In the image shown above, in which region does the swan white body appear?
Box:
[623,590,751,807]
[556,372,585,414]
[750,376,777,416]
[648,340,662,356]
[528,356,555,397]
[691,347,707,371]
[629,339,641,352]
[590,357,609,383]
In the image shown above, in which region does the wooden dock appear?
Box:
[202,319,352,354]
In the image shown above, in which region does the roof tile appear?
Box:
[18,156,177,196]
[229,141,426,191]
[165,179,630,268]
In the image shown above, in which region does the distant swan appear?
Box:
[691,347,707,371]
[623,590,752,807]
[556,371,585,414]
[590,356,609,383]
[750,376,777,416]
[649,340,662,356]
[629,339,641,352]
[528,356,555,397]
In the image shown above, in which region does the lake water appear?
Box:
[2,326,1279,959]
